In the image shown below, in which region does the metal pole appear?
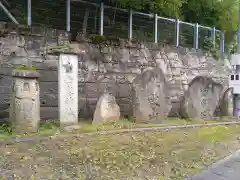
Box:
[154,14,158,43]
[94,7,97,32]
[99,1,104,36]
[220,32,225,58]
[233,62,240,117]
[128,9,133,40]
[233,4,240,117]
[27,0,31,26]
[194,23,199,49]
[212,27,216,48]
[175,19,180,47]
[66,0,70,31]
[0,1,19,25]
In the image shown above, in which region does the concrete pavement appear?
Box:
[188,150,240,180]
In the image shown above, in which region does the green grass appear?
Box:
[197,126,234,143]
[38,121,60,136]
[0,117,237,140]
[0,125,240,179]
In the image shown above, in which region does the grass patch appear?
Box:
[0,117,237,140]
[38,121,59,136]
[0,125,240,179]
[196,126,234,143]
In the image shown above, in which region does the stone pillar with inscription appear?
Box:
[58,53,79,127]
[9,69,40,133]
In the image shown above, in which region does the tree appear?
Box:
[182,0,238,45]
[2,0,238,47]
[107,0,184,18]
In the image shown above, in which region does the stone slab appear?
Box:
[12,70,40,78]
[40,107,58,120]
[38,70,58,82]
[59,53,78,126]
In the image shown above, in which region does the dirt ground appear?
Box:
[0,125,240,180]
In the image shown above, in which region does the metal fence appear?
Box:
[1,0,225,57]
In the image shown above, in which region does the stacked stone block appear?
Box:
[0,25,231,122]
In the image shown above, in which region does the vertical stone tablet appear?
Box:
[59,53,78,126]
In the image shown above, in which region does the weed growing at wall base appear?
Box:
[0,117,236,140]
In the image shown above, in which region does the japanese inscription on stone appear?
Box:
[59,54,78,125]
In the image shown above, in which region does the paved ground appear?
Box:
[189,150,240,180]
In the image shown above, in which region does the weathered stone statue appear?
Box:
[93,93,120,124]
[218,88,233,117]
[132,68,172,123]
[180,76,223,120]
[9,69,40,133]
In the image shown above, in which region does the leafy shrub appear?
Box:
[203,36,220,59]
[0,123,12,134]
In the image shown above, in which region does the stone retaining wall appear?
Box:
[0,25,231,121]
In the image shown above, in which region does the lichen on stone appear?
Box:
[13,65,36,71]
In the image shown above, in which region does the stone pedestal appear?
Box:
[58,53,78,127]
[9,70,40,133]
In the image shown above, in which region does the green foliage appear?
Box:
[3,0,239,53]
[203,36,220,59]
[0,123,12,134]
[109,0,185,18]
[13,65,37,70]
[114,0,238,46]
[89,34,107,44]
[182,0,238,45]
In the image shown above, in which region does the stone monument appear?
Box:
[9,69,40,133]
[180,76,223,119]
[132,68,172,123]
[58,53,79,127]
[93,93,120,124]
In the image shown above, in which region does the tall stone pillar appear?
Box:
[58,53,78,127]
[9,69,40,133]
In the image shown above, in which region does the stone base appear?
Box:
[61,124,81,132]
[14,123,39,134]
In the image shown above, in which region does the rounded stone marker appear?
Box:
[180,76,223,120]
[9,69,40,133]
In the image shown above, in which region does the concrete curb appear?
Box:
[0,121,240,146]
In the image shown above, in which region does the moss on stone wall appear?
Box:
[13,65,36,70]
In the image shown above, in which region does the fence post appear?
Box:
[66,0,70,32]
[175,19,180,47]
[220,31,225,58]
[211,27,216,48]
[154,14,158,43]
[0,1,19,25]
[27,0,31,26]
[194,23,199,49]
[128,9,133,40]
[99,1,104,36]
